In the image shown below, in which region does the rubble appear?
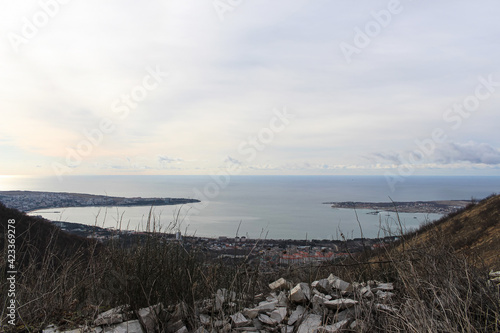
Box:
[41,274,412,333]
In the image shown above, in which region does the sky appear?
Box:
[1,0,500,178]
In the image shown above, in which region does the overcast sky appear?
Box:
[1,0,500,177]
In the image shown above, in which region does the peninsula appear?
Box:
[0,190,200,212]
[323,200,470,215]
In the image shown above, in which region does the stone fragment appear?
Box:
[174,327,188,333]
[318,319,350,333]
[335,308,356,322]
[375,303,398,312]
[231,312,252,327]
[373,283,394,291]
[327,274,352,292]
[490,271,500,277]
[277,291,288,307]
[257,300,278,312]
[258,313,278,326]
[270,307,287,323]
[199,314,211,326]
[280,325,294,333]
[95,305,129,326]
[269,278,291,291]
[324,299,358,310]
[137,303,162,333]
[290,283,311,303]
[297,314,322,333]
[359,286,373,298]
[242,307,260,319]
[103,320,143,333]
[312,279,331,294]
[287,305,306,325]
[376,290,395,301]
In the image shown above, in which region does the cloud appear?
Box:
[433,142,500,165]
[158,155,184,164]
[224,156,242,165]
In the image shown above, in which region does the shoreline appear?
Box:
[324,200,470,215]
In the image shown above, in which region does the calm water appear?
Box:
[2,175,499,239]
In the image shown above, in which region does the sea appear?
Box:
[2,175,499,240]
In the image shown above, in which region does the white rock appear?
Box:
[231,312,252,327]
[312,279,331,293]
[490,271,500,277]
[373,283,394,291]
[199,314,211,325]
[174,327,188,333]
[103,320,143,333]
[256,300,278,312]
[376,290,395,301]
[324,299,358,310]
[318,319,350,332]
[281,325,294,333]
[375,303,398,312]
[43,325,59,333]
[359,286,373,298]
[258,313,278,326]
[193,328,209,333]
[269,278,291,291]
[277,291,288,307]
[297,314,322,333]
[290,283,311,303]
[242,307,260,319]
[270,307,287,323]
[288,305,306,325]
[137,303,162,333]
[95,305,129,326]
[327,274,352,292]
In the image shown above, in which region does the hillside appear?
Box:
[398,194,500,269]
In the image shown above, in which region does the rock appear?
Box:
[42,324,59,333]
[270,307,287,323]
[324,299,358,310]
[256,300,278,312]
[335,308,356,322]
[258,313,278,326]
[269,278,291,291]
[297,314,322,333]
[373,283,394,291]
[199,314,211,326]
[490,271,500,278]
[103,320,143,333]
[137,303,162,333]
[318,319,350,332]
[277,291,288,307]
[281,325,294,333]
[290,283,311,303]
[376,290,395,301]
[252,318,264,330]
[215,288,236,311]
[327,274,352,293]
[312,279,331,294]
[288,305,306,325]
[242,308,260,319]
[95,305,130,326]
[375,304,398,312]
[231,312,252,327]
[359,286,373,298]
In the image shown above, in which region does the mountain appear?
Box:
[396,194,500,269]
